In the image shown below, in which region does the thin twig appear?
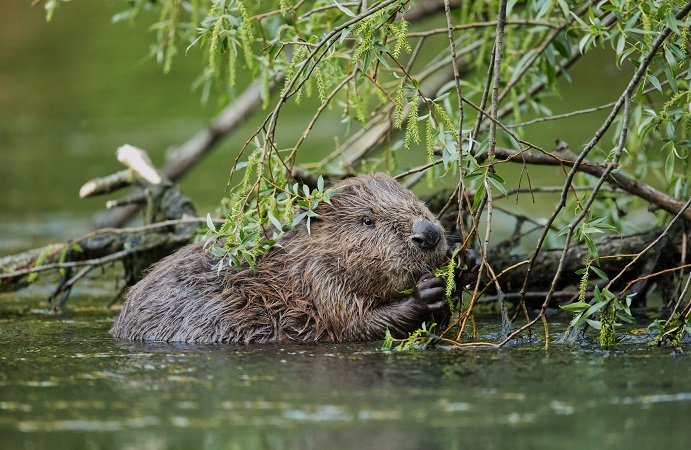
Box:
[442,0,467,237]
[622,263,691,294]
[482,0,509,334]
[509,69,689,128]
[407,20,559,38]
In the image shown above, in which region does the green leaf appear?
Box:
[616,312,636,324]
[585,319,602,330]
[585,236,599,264]
[464,170,485,182]
[556,225,573,240]
[647,319,665,333]
[475,139,490,156]
[664,149,675,182]
[556,0,569,17]
[267,211,283,231]
[560,301,591,313]
[339,28,350,45]
[206,213,217,232]
[647,73,662,93]
[210,246,226,258]
[229,254,242,267]
[578,34,591,54]
[291,211,307,228]
[666,121,676,141]
[332,0,356,17]
[374,51,392,69]
[664,47,677,68]
[487,173,508,197]
[665,12,681,35]
[615,34,625,55]
[590,266,608,280]
[586,299,608,316]
[472,182,486,210]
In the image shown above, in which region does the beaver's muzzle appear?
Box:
[411,219,443,250]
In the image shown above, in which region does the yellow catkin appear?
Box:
[392,20,411,59]
[404,95,420,150]
[394,84,405,129]
[237,2,255,69]
[315,66,327,104]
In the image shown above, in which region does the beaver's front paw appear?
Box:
[410,273,447,312]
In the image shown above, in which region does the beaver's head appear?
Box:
[296,173,448,296]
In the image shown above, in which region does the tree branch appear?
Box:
[494,145,691,222]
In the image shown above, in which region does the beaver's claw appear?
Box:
[411,273,447,311]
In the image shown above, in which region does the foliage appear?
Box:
[40,0,691,348]
[434,246,463,310]
[203,150,334,269]
[648,313,691,346]
[26,245,59,284]
[560,286,636,347]
[381,322,438,351]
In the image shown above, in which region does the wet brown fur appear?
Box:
[110,173,448,343]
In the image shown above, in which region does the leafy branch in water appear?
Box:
[381,322,438,351]
[558,213,636,347]
[648,313,691,347]
[560,286,636,347]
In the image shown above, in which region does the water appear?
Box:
[1,294,689,449]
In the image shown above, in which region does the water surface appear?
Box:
[1,294,689,449]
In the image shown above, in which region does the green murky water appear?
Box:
[1,295,690,449]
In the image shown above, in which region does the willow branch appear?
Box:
[508,1,691,329]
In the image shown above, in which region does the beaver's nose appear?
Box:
[411,219,443,250]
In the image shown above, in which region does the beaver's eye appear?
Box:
[361,216,374,227]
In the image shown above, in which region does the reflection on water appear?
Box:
[0,294,689,450]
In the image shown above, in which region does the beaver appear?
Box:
[110,173,461,344]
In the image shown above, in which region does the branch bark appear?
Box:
[494,144,691,222]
